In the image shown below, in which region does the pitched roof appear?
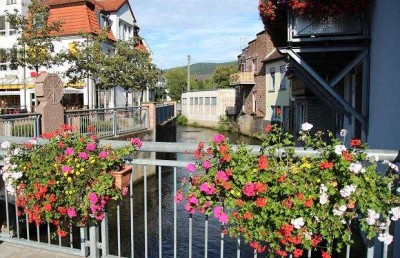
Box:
[46,1,116,41]
[263,49,284,63]
[95,0,127,11]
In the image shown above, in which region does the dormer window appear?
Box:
[100,15,111,29]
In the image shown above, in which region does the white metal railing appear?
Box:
[0,139,399,257]
[0,113,41,137]
[64,107,149,137]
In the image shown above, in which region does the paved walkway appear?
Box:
[0,241,81,258]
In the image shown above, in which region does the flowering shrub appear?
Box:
[178,124,399,257]
[1,125,141,236]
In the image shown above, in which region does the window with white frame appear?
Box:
[279,65,286,90]
[101,15,111,29]
[7,0,17,4]
[211,97,217,105]
[119,20,133,40]
[269,67,275,91]
[271,105,282,122]
[0,16,6,36]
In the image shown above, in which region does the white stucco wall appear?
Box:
[181,89,236,127]
[368,0,400,149]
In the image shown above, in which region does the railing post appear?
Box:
[101,215,109,256]
[112,110,117,136]
[89,225,100,258]
[80,227,89,257]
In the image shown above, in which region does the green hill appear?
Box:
[164,61,236,77]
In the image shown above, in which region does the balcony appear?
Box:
[229,72,254,86]
[288,12,367,43]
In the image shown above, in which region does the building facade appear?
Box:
[0,0,151,113]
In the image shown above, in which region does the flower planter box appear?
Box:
[111,165,132,189]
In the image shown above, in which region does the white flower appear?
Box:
[349,162,365,174]
[303,231,312,240]
[29,139,38,145]
[333,205,347,216]
[301,122,313,131]
[390,207,400,221]
[334,145,347,155]
[365,209,380,225]
[11,171,23,179]
[378,233,393,245]
[340,129,348,137]
[366,154,379,163]
[5,184,15,195]
[1,141,11,149]
[383,160,399,172]
[319,192,329,205]
[291,217,305,229]
[319,184,328,193]
[13,148,21,156]
[340,184,357,198]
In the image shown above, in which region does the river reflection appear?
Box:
[107,126,260,257]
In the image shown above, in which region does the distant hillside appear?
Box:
[164,61,236,78]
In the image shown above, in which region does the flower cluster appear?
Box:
[0,125,141,236]
[178,124,399,257]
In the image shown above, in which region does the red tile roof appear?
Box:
[95,0,127,11]
[46,1,116,41]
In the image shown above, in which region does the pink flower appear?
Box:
[88,192,98,204]
[95,213,105,221]
[184,202,195,214]
[213,134,225,144]
[186,163,196,172]
[86,142,96,151]
[243,182,256,197]
[67,207,77,218]
[219,213,229,223]
[213,206,223,219]
[64,147,75,156]
[199,182,216,195]
[130,138,142,148]
[188,196,199,205]
[78,152,89,160]
[98,151,109,159]
[122,187,129,196]
[175,191,183,203]
[62,165,72,174]
[202,160,211,170]
[216,171,229,182]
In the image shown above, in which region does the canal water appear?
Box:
[108,126,261,257]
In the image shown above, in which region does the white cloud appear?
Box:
[130,0,264,69]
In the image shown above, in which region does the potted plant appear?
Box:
[1,124,142,236]
[178,123,399,257]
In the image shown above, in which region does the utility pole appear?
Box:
[187,55,191,92]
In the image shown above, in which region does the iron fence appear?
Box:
[0,139,399,258]
[65,107,149,137]
[156,104,175,125]
[0,113,41,137]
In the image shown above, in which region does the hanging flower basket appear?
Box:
[111,165,133,189]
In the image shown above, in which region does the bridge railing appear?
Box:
[64,106,149,137]
[0,113,41,137]
[0,138,399,258]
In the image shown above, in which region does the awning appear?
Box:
[0,76,85,90]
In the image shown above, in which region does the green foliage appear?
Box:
[179,124,399,256]
[6,0,63,73]
[176,114,188,125]
[211,65,237,88]
[165,68,187,100]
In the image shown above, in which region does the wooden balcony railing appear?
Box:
[229,72,255,85]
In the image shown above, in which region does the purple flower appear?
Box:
[188,196,198,204]
[78,152,89,160]
[218,213,229,224]
[98,151,109,159]
[67,207,77,218]
[213,134,225,144]
[130,138,142,148]
[199,182,216,195]
[175,191,184,203]
[213,206,223,219]
[95,212,105,221]
[186,163,196,173]
[86,142,96,151]
[184,202,195,214]
[202,160,211,170]
[122,187,129,196]
[64,147,75,156]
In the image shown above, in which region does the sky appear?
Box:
[129,0,264,70]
